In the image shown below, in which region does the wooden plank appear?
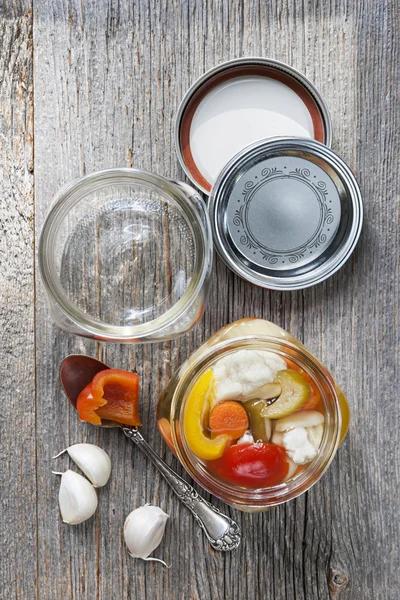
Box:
[31,1,399,599]
[0,2,36,599]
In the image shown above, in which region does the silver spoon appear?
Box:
[60,354,241,551]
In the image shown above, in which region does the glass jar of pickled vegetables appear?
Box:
[157,319,350,511]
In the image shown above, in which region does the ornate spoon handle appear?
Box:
[123,427,241,551]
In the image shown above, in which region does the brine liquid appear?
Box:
[157,353,326,489]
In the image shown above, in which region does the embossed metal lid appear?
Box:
[208,137,363,290]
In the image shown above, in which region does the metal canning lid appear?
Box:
[208,137,363,290]
[175,57,332,195]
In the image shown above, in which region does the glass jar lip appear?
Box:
[38,168,213,341]
[171,335,342,508]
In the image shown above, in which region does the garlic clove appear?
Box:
[53,443,111,487]
[58,470,98,524]
[271,430,284,445]
[236,430,255,445]
[283,458,298,482]
[275,410,324,432]
[263,416,272,442]
[307,424,324,449]
[68,444,111,487]
[124,504,169,567]
[242,382,282,402]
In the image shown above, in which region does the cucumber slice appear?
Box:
[260,370,311,419]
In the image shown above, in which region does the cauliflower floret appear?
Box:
[282,427,317,465]
[212,350,286,404]
[236,430,255,445]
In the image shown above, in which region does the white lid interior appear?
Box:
[189,75,315,186]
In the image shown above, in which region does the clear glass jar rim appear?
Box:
[38,168,213,340]
[171,335,342,508]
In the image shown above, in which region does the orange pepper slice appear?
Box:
[76,382,106,425]
[76,369,141,427]
[157,417,176,455]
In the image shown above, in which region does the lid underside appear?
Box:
[189,76,316,187]
[177,60,330,194]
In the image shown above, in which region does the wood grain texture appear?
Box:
[0,3,35,599]
[0,0,398,598]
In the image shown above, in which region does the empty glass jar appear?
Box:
[39,169,213,342]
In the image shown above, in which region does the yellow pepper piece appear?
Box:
[183,369,229,460]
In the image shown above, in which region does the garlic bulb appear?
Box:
[124,504,169,567]
[53,443,111,487]
[57,470,98,524]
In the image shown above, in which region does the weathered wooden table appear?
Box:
[1,1,398,598]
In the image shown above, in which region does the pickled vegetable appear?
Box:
[244,399,272,442]
[209,401,249,439]
[283,458,298,481]
[207,443,289,488]
[307,424,324,449]
[183,370,229,460]
[274,409,324,431]
[271,429,284,445]
[157,417,176,454]
[242,382,281,402]
[76,369,140,426]
[260,370,311,419]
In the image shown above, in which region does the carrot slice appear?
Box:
[209,401,249,439]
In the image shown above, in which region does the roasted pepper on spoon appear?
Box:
[77,369,141,427]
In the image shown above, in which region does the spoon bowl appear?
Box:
[60,354,109,409]
[59,353,241,551]
[60,355,125,427]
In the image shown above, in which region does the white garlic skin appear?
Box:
[58,470,98,524]
[124,505,169,562]
[66,444,111,487]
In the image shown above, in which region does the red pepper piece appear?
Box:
[76,369,141,427]
[207,442,289,489]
